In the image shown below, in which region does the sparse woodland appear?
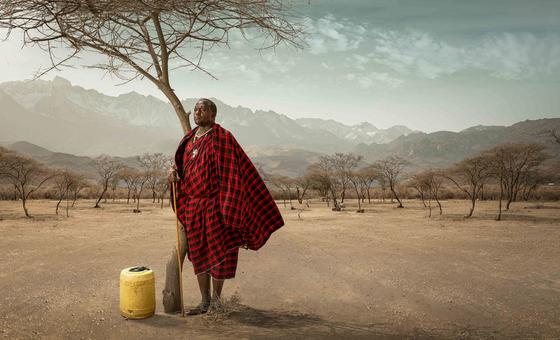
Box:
[1,141,558,219]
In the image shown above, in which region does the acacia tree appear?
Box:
[0,149,54,217]
[357,165,378,204]
[501,143,548,210]
[488,143,548,220]
[69,174,89,207]
[119,167,139,204]
[53,169,79,216]
[136,154,159,212]
[306,163,331,206]
[109,174,121,202]
[0,0,304,134]
[155,176,169,209]
[93,155,123,208]
[334,153,362,203]
[428,170,444,215]
[316,155,342,210]
[374,156,409,208]
[443,153,493,217]
[348,170,366,212]
[138,153,168,203]
[131,169,151,213]
[410,173,430,207]
[294,173,312,205]
[271,175,295,209]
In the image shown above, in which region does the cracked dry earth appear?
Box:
[1,199,559,339]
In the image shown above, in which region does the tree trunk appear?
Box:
[497,177,504,221]
[94,186,108,208]
[467,197,476,217]
[161,85,192,134]
[162,222,188,313]
[390,183,403,208]
[22,196,30,218]
[56,196,63,215]
[427,195,432,218]
[72,191,78,207]
[66,191,70,218]
[434,194,442,215]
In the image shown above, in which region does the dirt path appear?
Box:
[1,199,559,339]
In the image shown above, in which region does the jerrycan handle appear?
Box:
[129,266,150,272]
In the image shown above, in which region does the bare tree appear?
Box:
[271,175,295,209]
[316,155,341,210]
[487,143,549,220]
[93,155,123,208]
[410,173,430,207]
[0,150,54,217]
[0,1,304,134]
[334,153,362,203]
[119,167,139,204]
[348,170,365,212]
[53,169,79,216]
[139,153,168,203]
[294,174,312,205]
[428,170,444,215]
[306,163,332,206]
[501,144,548,210]
[133,154,155,213]
[443,154,493,217]
[155,176,169,209]
[109,173,121,202]
[69,174,89,207]
[374,156,409,208]
[357,165,378,204]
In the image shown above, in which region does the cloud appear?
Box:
[346,71,403,89]
[367,28,560,80]
[304,14,366,55]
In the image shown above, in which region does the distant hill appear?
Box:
[295,118,414,144]
[4,141,142,179]
[1,77,558,175]
[0,77,412,156]
[355,118,560,169]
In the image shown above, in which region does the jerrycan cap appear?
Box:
[129,266,150,272]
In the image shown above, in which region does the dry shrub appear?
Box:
[202,291,243,322]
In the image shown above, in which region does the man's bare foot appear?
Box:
[186,300,210,316]
[208,296,224,313]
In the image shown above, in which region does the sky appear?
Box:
[1,0,560,132]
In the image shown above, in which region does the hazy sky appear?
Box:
[1,0,559,132]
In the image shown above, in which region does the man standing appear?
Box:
[167,98,284,315]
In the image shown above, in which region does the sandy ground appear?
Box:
[1,198,559,339]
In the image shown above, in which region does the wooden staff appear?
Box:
[171,181,185,317]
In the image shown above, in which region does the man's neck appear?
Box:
[196,124,213,134]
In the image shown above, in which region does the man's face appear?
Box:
[193,101,215,127]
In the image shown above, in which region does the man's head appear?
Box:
[193,98,217,127]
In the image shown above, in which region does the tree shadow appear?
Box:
[435,212,560,224]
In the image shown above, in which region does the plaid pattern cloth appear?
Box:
[172,123,284,278]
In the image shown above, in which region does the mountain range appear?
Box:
[1,77,559,177]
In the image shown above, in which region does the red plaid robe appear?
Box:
[172,123,284,278]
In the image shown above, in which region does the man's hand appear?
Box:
[167,165,180,182]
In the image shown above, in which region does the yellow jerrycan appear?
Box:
[119,266,155,319]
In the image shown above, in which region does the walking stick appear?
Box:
[171,181,185,317]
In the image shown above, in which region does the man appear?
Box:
[168,98,284,315]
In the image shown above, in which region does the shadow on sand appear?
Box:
[138,303,515,339]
